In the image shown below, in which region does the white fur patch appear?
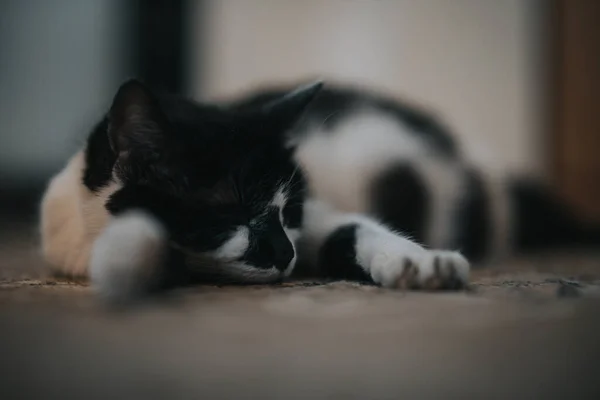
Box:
[283,227,301,276]
[270,189,288,209]
[285,228,301,244]
[273,188,299,276]
[40,150,122,277]
[294,109,430,213]
[214,226,250,260]
[90,210,166,303]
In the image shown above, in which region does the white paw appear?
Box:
[90,210,166,302]
[369,249,470,290]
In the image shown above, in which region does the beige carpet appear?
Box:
[1,224,600,399]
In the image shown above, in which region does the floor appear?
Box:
[1,222,600,399]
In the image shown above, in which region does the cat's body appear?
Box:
[40,80,599,302]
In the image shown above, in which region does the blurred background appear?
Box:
[0,0,598,221]
[1,3,600,397]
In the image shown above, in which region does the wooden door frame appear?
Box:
[550,0,600,221]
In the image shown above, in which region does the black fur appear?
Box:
[370,162,428,244]
[319,224,371,282]
[455,169,491,262]
[281,169,306,230]
[83,118,116,192]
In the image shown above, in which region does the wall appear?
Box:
[0,0,128,188]
[194,0,548,177]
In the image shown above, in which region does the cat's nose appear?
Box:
[261,211,295,271]
[272,238,295,271]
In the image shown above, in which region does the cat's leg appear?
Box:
[298,199,469,289]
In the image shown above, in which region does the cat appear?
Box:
[40,79,599,302]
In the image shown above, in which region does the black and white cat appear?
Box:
[40,79,599,302]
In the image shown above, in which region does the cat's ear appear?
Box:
[107,79,170,156]
[260,81,323,129]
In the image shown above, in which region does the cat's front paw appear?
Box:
[370,250,469,290]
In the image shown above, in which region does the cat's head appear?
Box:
[101,79,322,283]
